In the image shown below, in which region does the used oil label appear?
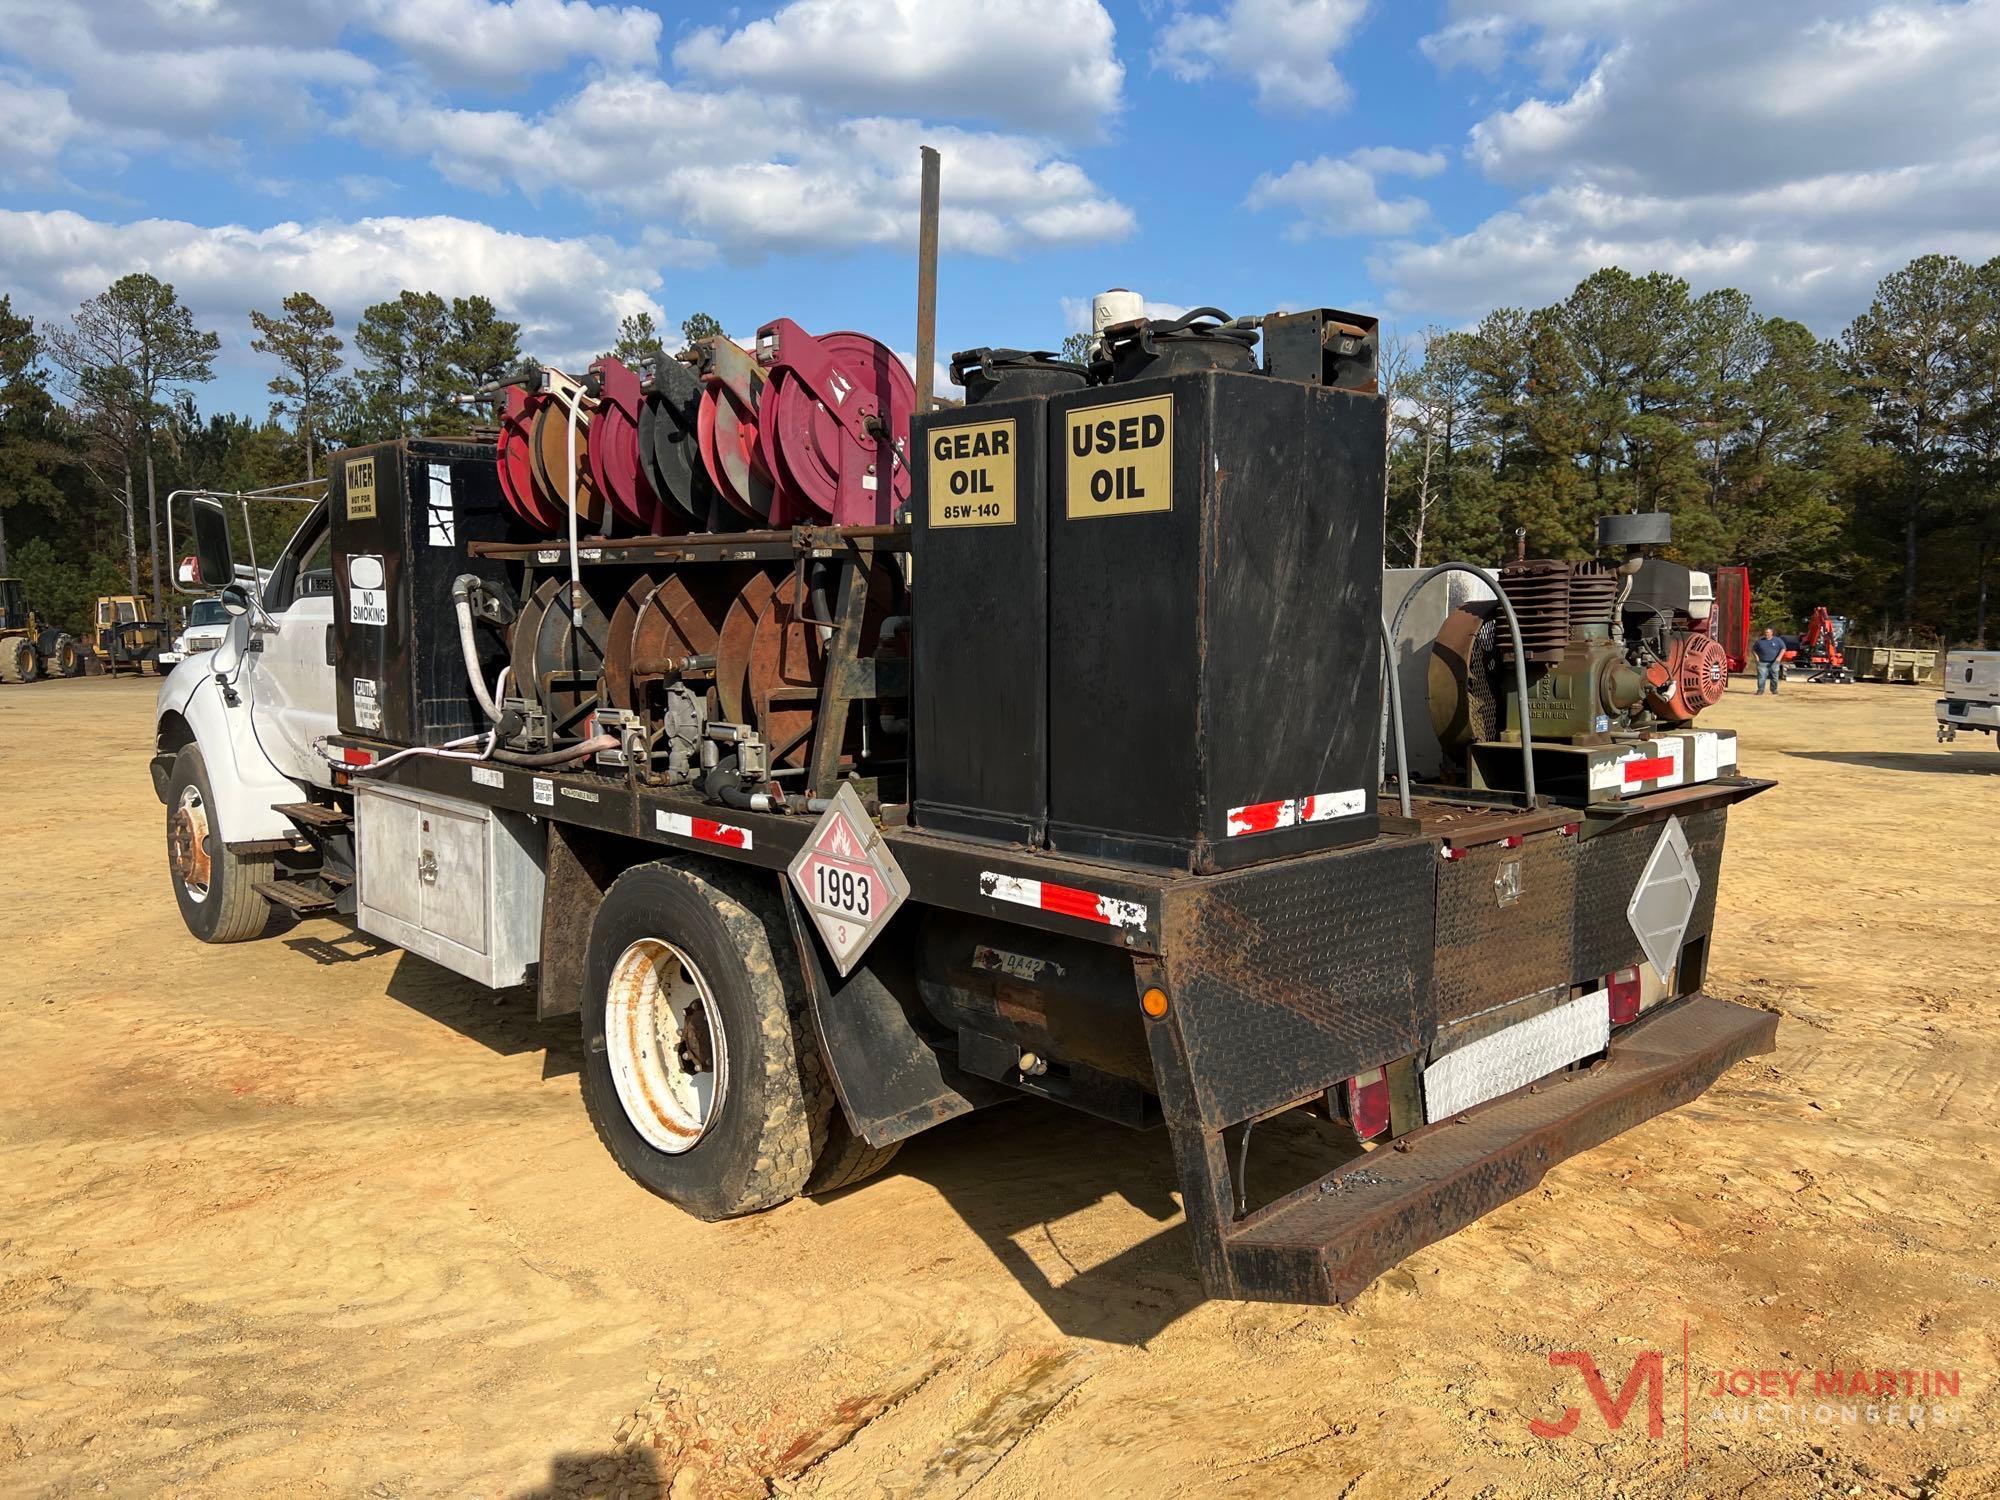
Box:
[1066,395,1172,518]
[927,418,1016,527]
[345,455,377,521]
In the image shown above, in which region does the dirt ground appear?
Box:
[1,674,1995,1499]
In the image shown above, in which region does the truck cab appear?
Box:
[153,497,341,941]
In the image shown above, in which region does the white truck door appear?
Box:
[243,502,340,789]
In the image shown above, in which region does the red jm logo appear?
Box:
[1530,1351,1666,1439]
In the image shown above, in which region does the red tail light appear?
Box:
[1346,1066,1391,1140]
[1606,966,1642,1025]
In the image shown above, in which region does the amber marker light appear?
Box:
[1140,987,1170,1018]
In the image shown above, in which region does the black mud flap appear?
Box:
[779,879,1003,1148]
[150,751,178,803]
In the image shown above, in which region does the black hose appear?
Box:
[490,734,616,768]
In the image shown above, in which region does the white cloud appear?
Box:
[1153,0,1369,114]
[349,76,1135,256]
[0,0,660,165]
[675,0,1123,137]
[1386,0,2000,330]
[0,209,684,374]
[0,71,88,188]
[1373,152,2000,329]
[0,0,369,148]
[1418,14,1514,73]
[1247,148,1443,238]
[354,0,662,86]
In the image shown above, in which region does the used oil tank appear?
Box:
[911,348,1088,844]
[1046,313,1386,871]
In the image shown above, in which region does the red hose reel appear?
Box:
[496,321,913,537]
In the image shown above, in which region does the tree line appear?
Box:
[0,279,717,632]
[4,258,1998,646]
[1384,255,2000,646]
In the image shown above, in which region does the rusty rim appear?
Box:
[605,937,727,1155]
[627,570,740,709]
[714,570,777,725]
[170,783,213,903]
[509,579,552,713]
[532,579,609,729]
[531,373,606,529]
[744,566,893,767]
[601,573,657,713]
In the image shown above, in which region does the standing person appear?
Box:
[1752,627,1785,696]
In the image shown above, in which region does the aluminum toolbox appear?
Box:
[355,780,545,988]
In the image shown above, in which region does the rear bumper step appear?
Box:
[1218,994,1777,1304]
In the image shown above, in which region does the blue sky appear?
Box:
[5,0,1999,418]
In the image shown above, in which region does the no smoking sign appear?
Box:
[787,783,910,975]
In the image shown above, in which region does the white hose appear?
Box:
[456,591,503,723]
[336,670,512,772]
[564,373,583,627]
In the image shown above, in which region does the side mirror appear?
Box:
[219,583,253,617]
[190,498,234,591]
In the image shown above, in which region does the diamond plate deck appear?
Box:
[1159,837,1436,1128]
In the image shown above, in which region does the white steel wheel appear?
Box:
[605,937,729,1154]
[170,783,214,903]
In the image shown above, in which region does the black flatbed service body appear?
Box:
[165,327,1780,1308]
[325,720,1776,1305]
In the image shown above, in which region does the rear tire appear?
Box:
[51,635,82,678]
[166,745,274,943]
[580,858,833,1220]
[804,1115,902,1196]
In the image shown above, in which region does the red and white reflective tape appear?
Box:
[1591,738,1686,797]
[1225,786,1365,838]
[979,872,1148,932]
[656,809,754,850]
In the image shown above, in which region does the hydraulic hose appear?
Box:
[452,578,503,724]
[490,734,616,768]
[1379,616,1412,820]
[1390,563,1538,808]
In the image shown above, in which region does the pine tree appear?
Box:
[607,311,665,371]
[446,295,525,391]
[249,292,343,479]
[43,274,216,610]
[1841,254,1977,627]
[0,296,72,578]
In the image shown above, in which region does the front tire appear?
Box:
[2,637,37,682]
[581,859,833,1220]
[166,745,274,943]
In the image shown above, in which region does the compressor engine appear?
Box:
[1430,512,1728,761]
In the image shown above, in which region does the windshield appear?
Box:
[188,600,228,627]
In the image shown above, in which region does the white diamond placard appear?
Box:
[1627,814,1702,982]
[787,783,910,976]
